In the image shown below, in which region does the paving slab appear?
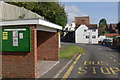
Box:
[37,60,59,78]
[39,59,70,78]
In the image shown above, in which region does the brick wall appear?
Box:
[75,17,90,27]
[1,25,60,78]
[2,25,37,78]
[37,31,59,61]
[113,38,120,47]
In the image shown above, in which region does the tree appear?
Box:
[99,18,107,29]
[8,2,67,29]
[99,18,108,34]
[117,22,120,34]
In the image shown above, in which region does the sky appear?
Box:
[62,2,118,25]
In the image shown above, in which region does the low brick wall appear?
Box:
[113,38,120,47]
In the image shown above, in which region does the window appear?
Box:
[84,30,87,32]
[86,35,89,39]
[92,30,96,32]
[92,36,96,39]
[81,20,85,21]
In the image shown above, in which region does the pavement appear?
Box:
[39,59,71,78]
[39,42,120,80]
[37,60,59,78]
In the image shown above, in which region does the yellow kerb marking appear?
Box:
[74,61,77,64]
[118,63,120,65]
[61,54,81,80]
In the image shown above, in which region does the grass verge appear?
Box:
[60,45,86,59]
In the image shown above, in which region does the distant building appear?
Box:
[63,16,98,44]
[64,22,75,31]
[75,24,98,44]
[104,33,120,37]
[98,23,118,36]
[106,24,118,33]
[75,16,90,27]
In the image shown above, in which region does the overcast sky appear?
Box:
[63,2,118,25]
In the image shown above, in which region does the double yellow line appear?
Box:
[61,54,81,80]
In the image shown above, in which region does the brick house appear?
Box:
[75,16,90,27]
[106,24,118,33]
[104,33,120,47]
[0,18,62,79]
[63,17,98,44]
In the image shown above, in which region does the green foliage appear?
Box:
[99,18,107,28]
[117,22,120,34]
[8,2,67,29]
[60,46,86,59]
[60,31,63,37]
[104,30,109,34]
[113,37,118,41]
[99,18,108,34]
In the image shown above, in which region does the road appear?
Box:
[58,43,120,80]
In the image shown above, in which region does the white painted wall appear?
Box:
[75,25,88,43]
[75,25,98,44]
[64,22,75,31]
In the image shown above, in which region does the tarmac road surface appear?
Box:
[58,43,120,80]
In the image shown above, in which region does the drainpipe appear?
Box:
[89,30,92,44]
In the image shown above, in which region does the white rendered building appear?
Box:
[75,24,98,44]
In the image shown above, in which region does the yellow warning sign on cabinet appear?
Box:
[3,32,8,40]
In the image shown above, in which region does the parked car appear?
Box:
[102,39,112,45]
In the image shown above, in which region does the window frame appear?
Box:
[86,35,89,39]
[92,35,96,39]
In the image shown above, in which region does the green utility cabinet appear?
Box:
[2,27,31,52]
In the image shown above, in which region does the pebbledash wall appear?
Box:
[1,19,62,78]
